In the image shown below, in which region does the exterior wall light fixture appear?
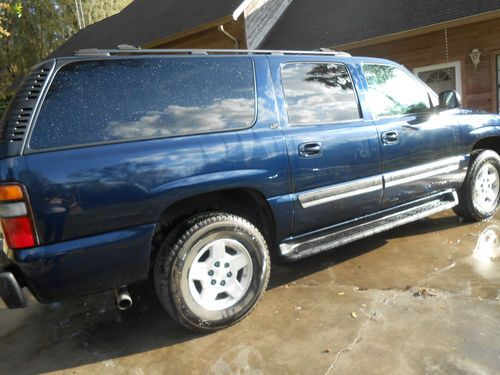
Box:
[470,48,481,71]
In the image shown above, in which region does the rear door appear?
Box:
[361,63,465,207]
[268,57,383,235]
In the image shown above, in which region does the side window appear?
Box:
[281,63,360,125]
[30,57,256,149]
[362,64,432,118]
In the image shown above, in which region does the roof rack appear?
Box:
[73,48,351,58]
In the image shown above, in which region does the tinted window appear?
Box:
[362,64,432,118]
[30,57,255,149]
[281,63,360,125]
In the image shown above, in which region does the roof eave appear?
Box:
[232,0,254,20]
[142,15,235,48]
[330,9,500,51]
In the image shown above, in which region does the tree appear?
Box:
[0,0,132,117]
[0,2,22,38]
[305,64,354,91]
[80,0,132,28]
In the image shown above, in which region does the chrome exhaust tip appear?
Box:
[114,286,132,311]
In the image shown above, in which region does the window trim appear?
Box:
[279,61,363,127]
[362,62,435,120]
[24,56,258,154]
[413,61,463,96]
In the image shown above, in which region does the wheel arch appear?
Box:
[472,136,500,155]
[454,147,500,222]
[150,188,278,269]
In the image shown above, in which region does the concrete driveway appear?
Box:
[1,210,499,374]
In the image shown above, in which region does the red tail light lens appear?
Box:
[0,184,37,249]
[1,217,36,249]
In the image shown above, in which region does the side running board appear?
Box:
[279,190,459,261]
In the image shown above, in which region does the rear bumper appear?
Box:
[0,270,27,308]
[10,224,156,304]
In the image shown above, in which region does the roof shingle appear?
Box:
[261,0,500,49]
[50,0,243,57]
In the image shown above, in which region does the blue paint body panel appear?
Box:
[267,56,383,233]
[1,53,500,304]
[13,224,156,302]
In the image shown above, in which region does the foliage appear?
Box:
[79,0,132,27]
[305,64,354,90]
[0,94,12,118]
[0,2,22,38]
[0,0,132,100]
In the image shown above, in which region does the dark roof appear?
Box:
[261,0,500,50]
[50,0,244,58]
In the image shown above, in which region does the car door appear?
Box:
[361,63,466,207]
[269,57,383,234]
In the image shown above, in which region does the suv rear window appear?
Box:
[30,57,256,150]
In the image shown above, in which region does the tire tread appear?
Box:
[154,212,270,332]
[454,149,500,221]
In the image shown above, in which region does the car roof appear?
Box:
[45,49,403,71]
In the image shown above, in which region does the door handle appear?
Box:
[381,130,399,145]
[298,142,322,158]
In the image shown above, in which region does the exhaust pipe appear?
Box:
[114,286,133,311]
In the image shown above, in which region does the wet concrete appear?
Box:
[0,210,499,374]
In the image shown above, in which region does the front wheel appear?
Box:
[154,212,270,332]
[454,149,500,221]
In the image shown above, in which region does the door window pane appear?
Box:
[281,63,360,125]
[363,64,432,118]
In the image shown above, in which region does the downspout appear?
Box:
[218,25,240,49]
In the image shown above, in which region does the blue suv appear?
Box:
[1,49,500,331]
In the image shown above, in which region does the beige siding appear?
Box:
[347,18,500,112]
[152,19,247,50]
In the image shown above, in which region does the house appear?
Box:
[50,0,293,56]
[262,0,500,113]
[51,0,500,113]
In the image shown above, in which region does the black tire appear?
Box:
[453,149,500,221]
[154,212,270,332]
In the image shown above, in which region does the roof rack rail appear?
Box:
[73,48,351,58]
[117,44,141,50]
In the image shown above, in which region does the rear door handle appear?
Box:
[381,130,399,144]
[298,142,322,158]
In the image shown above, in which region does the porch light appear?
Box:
[469,48,481,71]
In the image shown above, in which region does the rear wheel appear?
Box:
[154,212,270,332]
[454,150,500,221]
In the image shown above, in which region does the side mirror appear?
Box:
[438,90,462,110]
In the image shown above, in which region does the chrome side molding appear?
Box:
[298,175,382,208]
[296,155,466,209]
[384,156,466,188]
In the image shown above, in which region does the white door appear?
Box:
[414,61,462,96]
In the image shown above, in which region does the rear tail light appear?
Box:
[2,217,36,249]
[0,184,37,249]
[0,185,24,201]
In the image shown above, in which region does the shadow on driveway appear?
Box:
[0,214,469,374]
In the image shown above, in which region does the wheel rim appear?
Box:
[473,163,500,212]
[187,238,253,311]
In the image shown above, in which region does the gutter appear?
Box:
[218,25,239,49]
[232,0,253,20]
